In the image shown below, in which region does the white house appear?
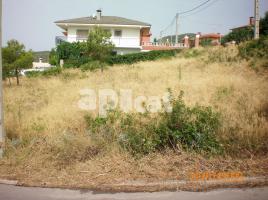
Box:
[55,10,152,55]
[32,58,51,69]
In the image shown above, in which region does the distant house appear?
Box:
[32,58,52,69]
[230,17,255,32]
[160,33,196,44]
[55,9,152,55]
[199,33,222,46]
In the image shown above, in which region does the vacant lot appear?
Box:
[0,47,267,189]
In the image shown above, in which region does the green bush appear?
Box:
[85,92,221,155]
[49,48,58,65]
[64,57,93,68]
[238,36,268,59]
[200,38,213,47]
[238,37,268,69]
[160,92,221,153]
[56,41,86,61]
[25,71,42,78]
[222,27,254,44]
[80,60,106,71]
[182,48,204,58]
[106,50,180,65]
[42,67,62,76]
[26,67,62,78]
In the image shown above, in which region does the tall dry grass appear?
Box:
[1,47,268,178]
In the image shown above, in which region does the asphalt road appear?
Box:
[0,184,267,200]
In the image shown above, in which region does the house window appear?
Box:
[114,30,122,37]
[76,30,89,39]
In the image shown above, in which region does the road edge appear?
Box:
[0,176,267,192]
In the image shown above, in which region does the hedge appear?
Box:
[106,49,181,65]
[63,57,93,68]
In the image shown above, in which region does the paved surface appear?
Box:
[0,184,267,200]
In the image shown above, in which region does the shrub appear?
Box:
[25,71,42,78]
[160,92,221,153]
[26,67,62,78]
[207,46,239,63]
[182,48,204,58]
[238,37,268,69]
[80,60,106,72]
[56,41,87,61]
[85,92,221,155]
[49,48,58,65]
[106,50,180,65]
[222,27,254,44]
[64,57,93,68]
[200,38,213,47]
[42,67,62,76]
[238,36,268,60]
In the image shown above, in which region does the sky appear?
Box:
[3,0,268,51]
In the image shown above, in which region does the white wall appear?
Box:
[67,26,141,48]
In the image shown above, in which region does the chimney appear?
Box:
[249,17,255,26]
[96,9,102,20]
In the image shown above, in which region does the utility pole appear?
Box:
[160,31,164,44]
[175,13,179,44]
[254,0,260,39]
[0,0,4,159]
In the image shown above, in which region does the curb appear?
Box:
[0,177,267,192]
[0,179,18,185]
[101,176,268,192]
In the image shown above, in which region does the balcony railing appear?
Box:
[55,36,188,49]
[110,37,140,48]
[56,36,141,48]
[142,42,187,48]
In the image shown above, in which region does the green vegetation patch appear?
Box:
[85,92,222,155]
[106,50,180,65]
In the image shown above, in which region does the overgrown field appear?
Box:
[0,46,268,188]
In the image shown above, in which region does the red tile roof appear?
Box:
[200,33,222,39]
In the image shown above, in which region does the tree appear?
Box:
[86,27,114,71]
[222,27,254,44]
[2,40,34,85]
[260,11,268,36]
[153,38,157,44]
[49,48,58,66]
[222,12,268,45]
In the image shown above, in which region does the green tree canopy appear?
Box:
[260,11,268,36]
[222,27,254,44]
[223,12,268,44]
[2,39,34,85]
[55,27,115,70]
[49,48,58,65]
[86,27,114,63]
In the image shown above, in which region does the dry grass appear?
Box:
[1,47,268,188]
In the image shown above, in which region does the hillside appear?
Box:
[33,51,50,62]
[160,33,196,43]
